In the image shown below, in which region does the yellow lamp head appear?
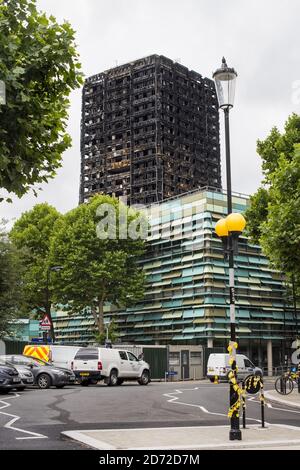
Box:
[226,213,246,233]
[215,218,229,238]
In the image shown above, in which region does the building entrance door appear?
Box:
[181,350,189,380]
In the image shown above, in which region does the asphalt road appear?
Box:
[1,380,299,450]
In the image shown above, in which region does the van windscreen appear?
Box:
[74,349,98,360]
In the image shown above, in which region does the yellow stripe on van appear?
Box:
[23,345,50,362]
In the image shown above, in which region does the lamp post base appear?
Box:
[229,428,242,441]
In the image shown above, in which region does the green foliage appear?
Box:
[0,0,83,199]
[245,114,300,289]
[0,220,23,337]
[50,195,146,334]
[245,188,270,245]
[10,203,62,337]
[257,114,300,181]
[259,145,300,282]
[94,319,119,345]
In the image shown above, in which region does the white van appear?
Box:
[71,347,151,386]
[207,353,263,382]
[48,345,82,370]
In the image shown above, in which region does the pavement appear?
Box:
[265,389,300,409]
[1,379,300,450]
[62,424,300,450]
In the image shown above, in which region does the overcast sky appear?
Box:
[1,0,300,223]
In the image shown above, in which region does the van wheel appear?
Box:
[209,378,215,383]
[107,369,118,386]
[37,374,51,389]
[138,370,150,385]
[117,378,124,386]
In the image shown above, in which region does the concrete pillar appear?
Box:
[267,340,273,377]
[207,337,213,348]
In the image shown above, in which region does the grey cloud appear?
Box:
[1,0,299,223]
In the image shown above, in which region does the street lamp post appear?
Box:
[104,319,111,348]
[213,58,245,441]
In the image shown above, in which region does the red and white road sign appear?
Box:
[40,314,52,330]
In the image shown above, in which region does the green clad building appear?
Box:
[52,188,298,371]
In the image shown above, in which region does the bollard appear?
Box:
[260,378,265,428]
[280,376,286,395]
[242,381,246,429]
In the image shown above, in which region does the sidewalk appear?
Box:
[62,424,300,450]
[265,389,300,409]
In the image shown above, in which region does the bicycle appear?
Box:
[275,369,300,395]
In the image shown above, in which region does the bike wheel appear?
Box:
[275,376,294,395]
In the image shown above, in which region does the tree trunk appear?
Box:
[91,304,102,335]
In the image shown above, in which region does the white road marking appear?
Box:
[163,388,266,424]
[247,396,256,401]
[246,396,300,414]
[262,402,300,414]
[0,393,47,440]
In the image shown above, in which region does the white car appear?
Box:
[207,353,263,382]
[71,347,151,386]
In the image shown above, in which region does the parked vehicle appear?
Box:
[48,345,82,369]
[0,355,75,389]
[206,353,263,382]
[72,347,151,386]
[2,359,34,390]
[0,360,23,393]
[23,344,81,369]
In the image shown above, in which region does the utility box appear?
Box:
[168,345,203,381]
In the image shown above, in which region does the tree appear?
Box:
[245,188,270,245]
[245,114,300,288]
[0,220,23,337]
[94,319,119,346]
[10,203,62,339]
[50,195,146,335]
[259,145,300,283]
[0,0,83,200]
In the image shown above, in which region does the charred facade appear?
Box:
[80,55,221,205]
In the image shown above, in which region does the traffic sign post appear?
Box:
[243,375,265,429]
[39,314,52,330]
[39,314,52,345]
